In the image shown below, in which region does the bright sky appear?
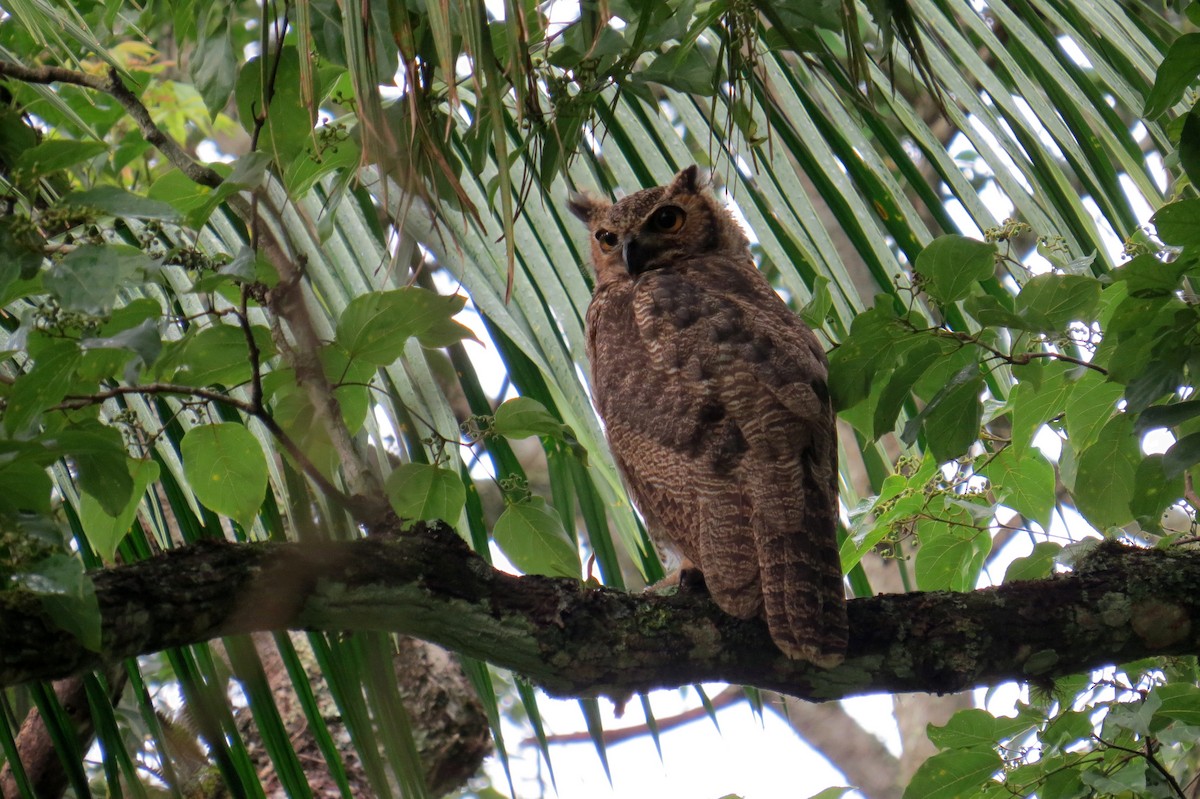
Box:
[488,689,901,799]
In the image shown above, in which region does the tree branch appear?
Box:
[0,61,226,189]
[0,529,1196,701]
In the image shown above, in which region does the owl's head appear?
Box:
[568,165,751,285]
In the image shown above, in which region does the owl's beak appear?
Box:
[623,238,650,276]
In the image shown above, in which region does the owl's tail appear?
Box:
[752,460,849,667]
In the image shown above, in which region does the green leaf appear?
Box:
[81,318,162,381]
[1064,371,1123,451]
[1080,761,1147,794]
[191,16,237,116]
[915,508,991,592]
[799,275,833,328]
[1126,359,1185,414]
[493,397,566,440]
[1152,683,1200,728]
[45,244,150,314]
[13,554,101,651]
[270,388,338,478]
[59,186,180,221]
[962,294,1034,330]
[68,424,135,518]
[638,44,716,95]
[148,167,217,219]
[842,458,939,572]
[0,216,44,288]
[1153,199,1200,246]
[1073,415,1139,531]
[79,458,160,563]
[979,447,1055,528]
[5,341,84,435]
[385,463,466,526]
[0,461,53,514]
[1003,541,1062,583]
[1136,399,1200,433]
[1042,709,1095,750]
[1014,274,1101,330]
[1181,105,1200,191]
[828,305,915,411]
[159,324,275,387]
[1111,253,1188,298]
[181,423,268,529]
[806,790,854,799]
[1009,370,1072,454]
[336,288,468,365]
[872,336,949,440]
[903,750,1001,799]
[1106,690,1161,737]
[1163,431,1200,479]
[1144,32,1200,118]
[914,235,996,304]
[902,363,983,462]
[493,499,580,579]
[235,48,315,166]
[927,708,1036,751]
[14,138,109,176]
[282,134,362,199]
[1131,455,1181,529]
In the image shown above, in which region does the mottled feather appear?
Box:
[571,166,848,665]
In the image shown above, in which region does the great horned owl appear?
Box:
[568,165,848,666]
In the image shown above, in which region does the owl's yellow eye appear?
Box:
[596,230,620,252]
[650,205,686,233]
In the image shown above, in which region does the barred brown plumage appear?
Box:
[568,165,848,666]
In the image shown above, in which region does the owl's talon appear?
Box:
[645,565,708,595]
[678,566,707,591]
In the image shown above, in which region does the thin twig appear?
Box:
[238,288,264,410]
[1093,736,1187,799]
[57,383,359,513]
[936,328,1108,376]
[58,384,256,414]
[1184,473,1200,513]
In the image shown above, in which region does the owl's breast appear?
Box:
[585,272,725,452]
[585,281,655,419]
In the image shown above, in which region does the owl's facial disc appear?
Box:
[623,204,688,275]
[623,238,652,275]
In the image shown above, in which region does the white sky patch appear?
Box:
[1032,425,1063,461]
[546,0,582,34]
[1141,428,1175,456]
[492,686,854,799]
[1012,95,1066,161]
[841,694,903,756]
[1121,170,1163,221]
[967,107,1037,197]
[196,140,235,163]
[1080,195,1125,262]
[1057,35,1093,68]
[719,186,759,246]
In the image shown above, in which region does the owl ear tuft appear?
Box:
[567,191,606,223]
[668,164,703,196]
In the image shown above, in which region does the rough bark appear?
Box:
[0,527,1194,703]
